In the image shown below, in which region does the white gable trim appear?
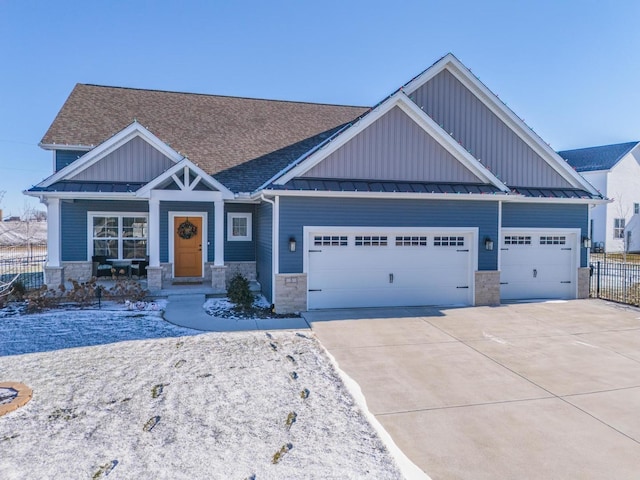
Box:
[136,158,234,199]
[38,122,183,188]
[274,93,509,192]
[403,54,599,195]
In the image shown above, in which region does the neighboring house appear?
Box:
[559,142,640,253]
[26,53,605,312]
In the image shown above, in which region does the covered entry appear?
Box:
[305,227,476,309]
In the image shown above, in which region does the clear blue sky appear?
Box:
[2,0,640,216]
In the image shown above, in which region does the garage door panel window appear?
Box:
[355,236,388,246]
[540,236,566,245]
[433,236,464,247]
[395,236,428,246]
[504,236,531,245]
[314,235,348,246]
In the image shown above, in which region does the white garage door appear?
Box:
[306,229,475,309]
[500,230,578,300]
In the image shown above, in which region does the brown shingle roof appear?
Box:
[41,84,369,180]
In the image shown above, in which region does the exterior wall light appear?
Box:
[289,237,296,252]
[484,237,494,251]
[582,236,592,249]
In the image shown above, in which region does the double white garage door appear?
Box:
[305,227,579,310]
[306,228,476,309]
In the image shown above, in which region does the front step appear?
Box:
[172,277,203,286]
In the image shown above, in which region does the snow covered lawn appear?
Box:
[0,307,403,479]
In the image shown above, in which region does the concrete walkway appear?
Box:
[163,294,310,332]
[305,300,640,480]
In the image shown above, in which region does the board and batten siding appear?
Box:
[278,196,499,273]
[410,69,572,189]
[55,150,89,172]
[159,201,214,263]
[256,202,273,302]
[301,106,480,183]
[70,137,175,183]
[224,204,256,262]
[61,200,148,261]
[501,203,589,267]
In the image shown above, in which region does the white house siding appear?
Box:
[580,170,608,248]
[605,150,640,252]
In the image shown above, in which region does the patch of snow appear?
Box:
[0,308,403,478]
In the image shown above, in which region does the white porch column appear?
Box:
[149,195,160,267]
[214,199,224,266]
[46,197,61,267]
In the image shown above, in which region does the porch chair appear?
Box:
[92,255,112,278]
[131,257,148,278]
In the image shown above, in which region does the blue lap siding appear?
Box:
[224,204,256,262]
[61,200,148,261]
[501,203,589,267]
[256,202,273,302]
[278,196,499,273]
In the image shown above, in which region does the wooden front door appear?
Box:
[174,216,203,277]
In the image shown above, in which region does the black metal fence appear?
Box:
[0,245,47,291]
[590,258,640,306]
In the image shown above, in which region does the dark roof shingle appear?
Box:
[42,84,369,182]
[558,142,639,172]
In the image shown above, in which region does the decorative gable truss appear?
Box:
[136,160,234,200]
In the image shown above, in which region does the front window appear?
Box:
[91,214,148,259]
[227,213,252,241]
[614,218,625,239]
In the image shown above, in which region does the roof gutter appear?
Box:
[254,189,608,205]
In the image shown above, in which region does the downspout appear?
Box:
[260,194,278,303]
[497,200,503,273]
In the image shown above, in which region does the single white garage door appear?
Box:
[500,229,578,300]
[306,229,475,309]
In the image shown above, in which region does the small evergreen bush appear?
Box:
[227,273,254,310]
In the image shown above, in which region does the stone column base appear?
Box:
[146,266,164,291]
[274,274,307,314]
[211,265,228,294]
[475,270,500,306]
[44,266,64,288]
[577,267,590,299]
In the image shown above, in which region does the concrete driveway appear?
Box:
[304,299,640,480]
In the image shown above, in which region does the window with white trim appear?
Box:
[614,218,625,239]
[90,214,148,260]
[227,213,252,241]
